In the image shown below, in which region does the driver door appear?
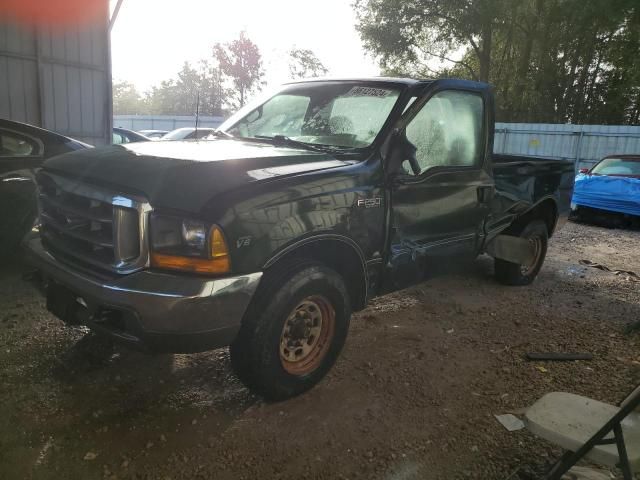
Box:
[388,87,494,285]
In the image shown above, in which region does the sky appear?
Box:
[109,0,380,93]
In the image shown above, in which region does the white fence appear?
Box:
[495,123,640,171]
[113,115,225,131]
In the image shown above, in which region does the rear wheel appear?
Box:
[495,219,548,286]
[230,261,351,400]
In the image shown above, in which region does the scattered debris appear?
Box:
[526,352,593,361]
[494,414,525,432]
[579,259,640,282]
[83,452,97,461]
[35,437,54,466]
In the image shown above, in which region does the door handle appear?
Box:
[477,185,495,204]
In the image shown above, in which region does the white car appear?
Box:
[162,127,217,141]
[138,129,169,140]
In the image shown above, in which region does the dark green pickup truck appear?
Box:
[26,78,575,399]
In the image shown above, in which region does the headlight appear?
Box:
[149,214,230,274]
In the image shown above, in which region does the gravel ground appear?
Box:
[1,221,638,480]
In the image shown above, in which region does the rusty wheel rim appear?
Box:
[521,236,542,276]
[279,295,335,376]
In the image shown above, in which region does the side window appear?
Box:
[112,132,128,144]
[0,130,38,157]
[404,90,483,175]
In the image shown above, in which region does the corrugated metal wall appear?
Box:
[495,123,640,171]
[0,9,111,146]
[114,115,225,131]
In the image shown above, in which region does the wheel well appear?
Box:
[264,239,368,312]
[511,198,558,236]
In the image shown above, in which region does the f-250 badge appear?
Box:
[357,197,382,208]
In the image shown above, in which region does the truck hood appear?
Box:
[43,139,352,213]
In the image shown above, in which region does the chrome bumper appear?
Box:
[25,236,262,353]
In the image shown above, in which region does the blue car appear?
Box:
[571,155,640,226]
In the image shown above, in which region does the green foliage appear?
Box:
[112,80,144,115]
[145,61,225,116]
[288,48,329,79]
[355,0,640,124]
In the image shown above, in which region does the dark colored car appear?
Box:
[112,127,150,144]
[572,155,640,225]
[0,119,91,256]
[25,78,574,399]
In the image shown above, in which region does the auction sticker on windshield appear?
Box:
[343,86,393,98]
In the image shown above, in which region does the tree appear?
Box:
[145,61,225,116]
[112,80,145,114]
[288,48,328,79]
[355,0,502,82]
[355,0,640,124]
[213,32,264,108]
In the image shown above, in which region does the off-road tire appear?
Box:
[230,260,351,400]
[495,219,548,286]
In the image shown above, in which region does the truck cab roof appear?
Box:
[284,76,433,86]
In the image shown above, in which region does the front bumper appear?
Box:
[25,236,262,353]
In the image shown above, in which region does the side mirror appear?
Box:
[245,105,263,124]
[578,168,589,174]
[387,131,420,177]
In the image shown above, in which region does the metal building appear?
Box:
[0,5,112,146]
[495,123,640,171]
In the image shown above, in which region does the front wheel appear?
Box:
[495,219,548,286]
[230,261,351,400]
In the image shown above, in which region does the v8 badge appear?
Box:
[236,236,252,248]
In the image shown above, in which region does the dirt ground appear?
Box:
[1,220,639,480]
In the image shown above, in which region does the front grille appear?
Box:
[37,172,152,274]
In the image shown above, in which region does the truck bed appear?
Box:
[490,154,576,235]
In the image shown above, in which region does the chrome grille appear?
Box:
[37,172,152,274]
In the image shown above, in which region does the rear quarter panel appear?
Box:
[489,155,575,237]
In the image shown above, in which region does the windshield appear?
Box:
[591,157,640,177]
[219,82,401,148]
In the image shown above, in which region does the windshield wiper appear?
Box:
[251,135,332,152]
